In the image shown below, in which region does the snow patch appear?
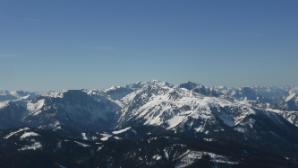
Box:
[44,90,64,98]
[27,99,45,115]
[100,133,112,141]
[112,127,131,134]
[4,127,30,139]
[20,132,39,140]
[18,142,42,151]
[97,146,103,151]
[104,85,121,92]
[81,132,88,140]
[0,101,9,109]
[167,115,185,129]
[74,141,90,147]
[152,154,162,160]
[177,150,238,167]
[286,93,296,102]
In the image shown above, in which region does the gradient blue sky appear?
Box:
[1,0,298,90]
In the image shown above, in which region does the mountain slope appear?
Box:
[1,81,298,167]
[0,90,120,132]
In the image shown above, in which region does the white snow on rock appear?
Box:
[20,132,39,140]
[152,154,162,160]
[167,115,185,129]
[81,132,88,140]
[85,89,102,96]
[43,90,65,98]
[176,150,238,167]
[104,85,121,92]
[267,108,298,127]
[112,127,131,134]
[194,119,209,133]
[20,95,30,100]
[18,142,42,151]
[100,133,112,141]
[121,89,142,106]
[27,99,45,115]
[286,93,296,102]
[0,101,9,109]
[4,127,30,139]
[120,83,257,133]
[74,141,90,147]
[97,146,103,151]
[50,120,62,130]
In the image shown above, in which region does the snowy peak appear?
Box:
[1,82,297,134]
[1,82,298,168]
[27,99,46,116]
[117,81,298,141]
[104,86,133,100]
[283,87,298,111]
[43,90,65,98]
[102,80,172,101]
[119,82,261,134]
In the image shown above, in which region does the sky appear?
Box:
[0,0,298,90]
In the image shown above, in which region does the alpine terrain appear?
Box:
[1,81,298,168]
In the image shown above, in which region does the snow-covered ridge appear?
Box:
[105,85,122,92]
[4,127,30,139]
[267,108,298,127]
[286,93,297,102]
[20,131,39,140]
[285,87,298,102]
[119,81,260,133]
[0,82,298,168]
[0,82,298,133]
[177,150,238,167]
[118,81,298,135]
[100,133,112,141]
[112,127,131,134]
[18,142,42,151]
[27,99,45,116]
[282,87,298,111]
[42,90,65,98]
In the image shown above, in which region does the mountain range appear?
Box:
[1,81,298,168]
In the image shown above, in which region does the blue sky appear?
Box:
[1,0,298,90]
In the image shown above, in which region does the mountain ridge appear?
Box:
[1,81,298,167]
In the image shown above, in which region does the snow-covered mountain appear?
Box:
[283,87,298,111]
[179,82,289,105]
[1,81,298,167]
[119,81,257,133]
[0,90,120,131]
[1,82,297,137]
[118,81,298,148]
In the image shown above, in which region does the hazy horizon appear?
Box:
[0,79,296,93]
[1,0,298,90]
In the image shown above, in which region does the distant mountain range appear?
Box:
[1,81,298,168]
